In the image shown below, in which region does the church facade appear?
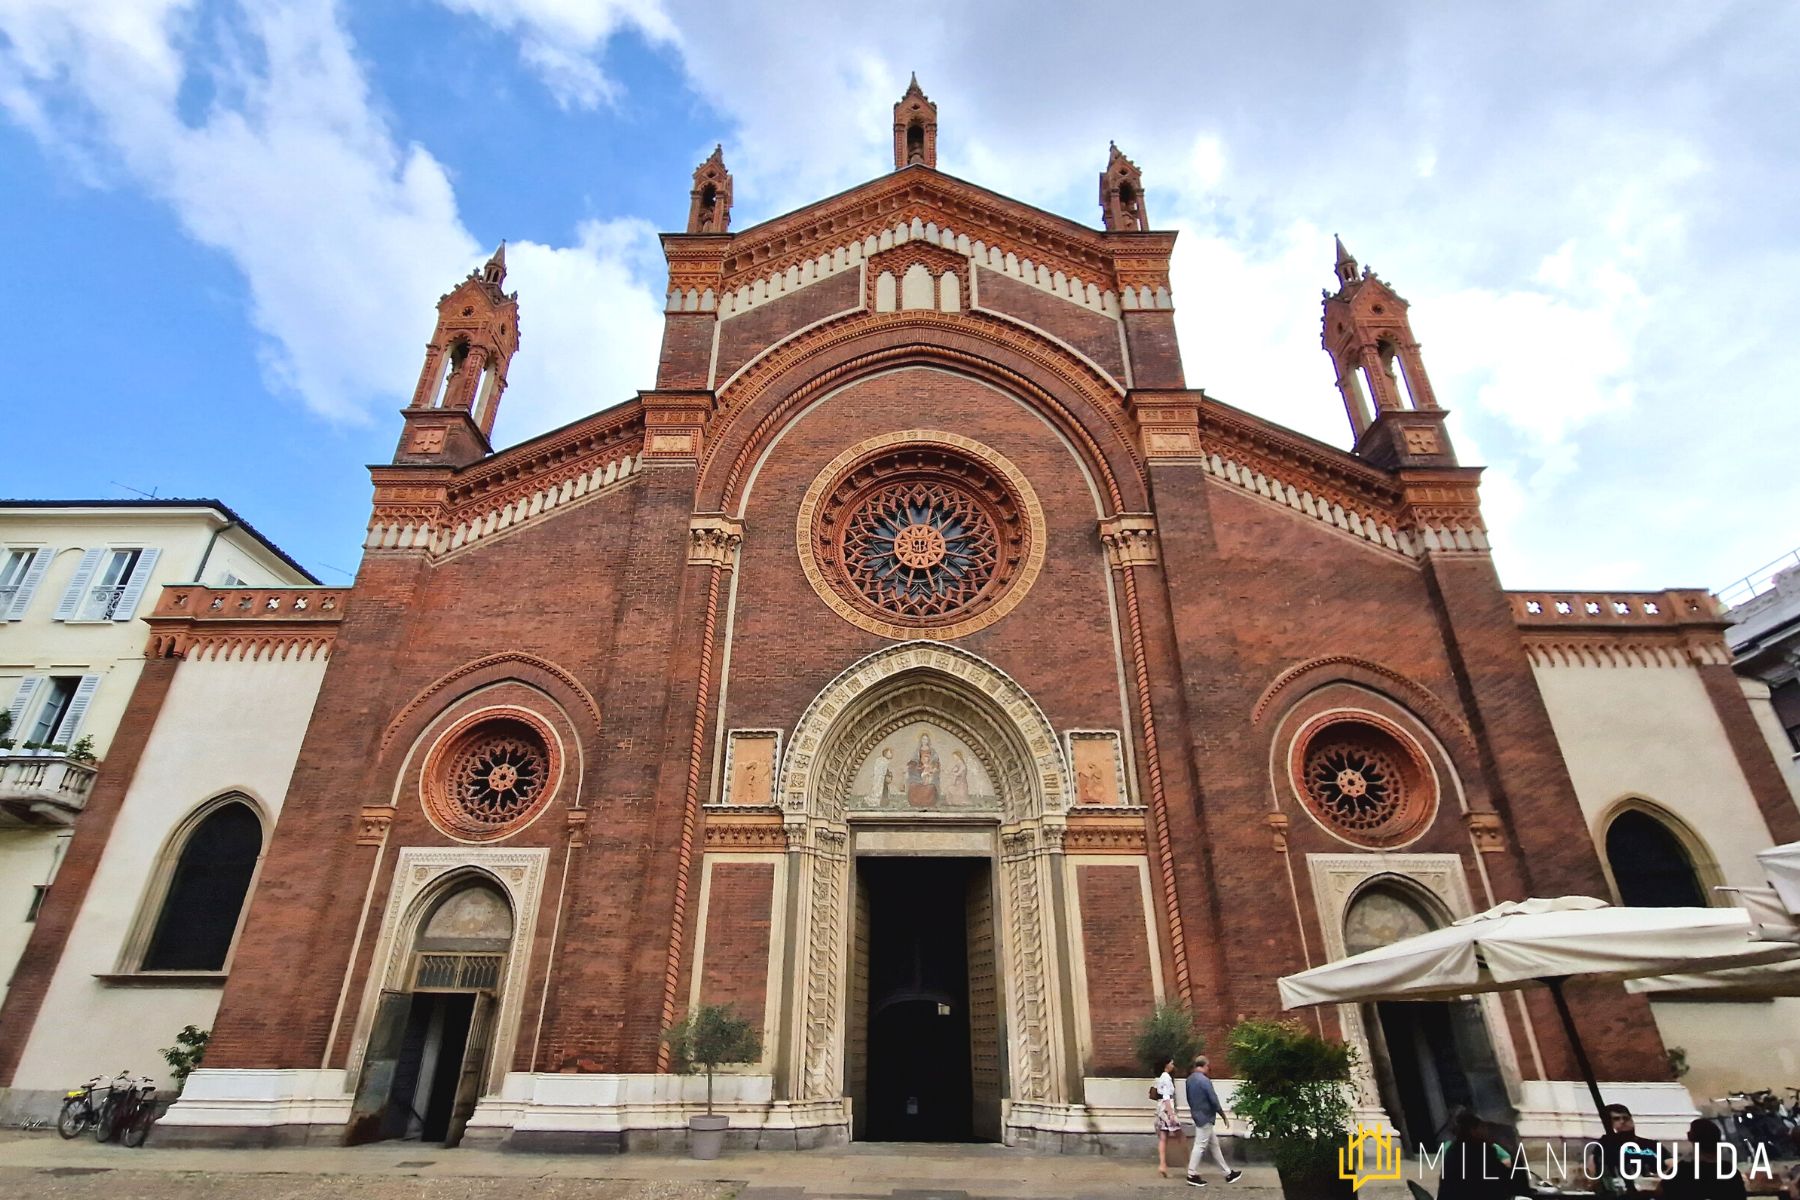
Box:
[4,82,1796,1150]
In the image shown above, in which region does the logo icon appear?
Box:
[1340,1123,1403,1190]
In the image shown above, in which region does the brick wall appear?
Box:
[1078,863,1154,1076]
[695,860,776,1028]
[971,269,1126,385]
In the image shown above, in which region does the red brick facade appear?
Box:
[46,88,1794,1145]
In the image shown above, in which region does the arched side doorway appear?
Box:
[343,850,549,1147]
[1307,855,1524,1144]
[1344,881,1513,1146]
[775,642,1074,1142]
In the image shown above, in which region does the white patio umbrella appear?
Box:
[1624,875,1800,997]
[1278,896,1800,1124]
[1757,842,1800,915]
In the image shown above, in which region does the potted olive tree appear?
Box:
[664,1003,762,1160]
[1134,1002,1203,1077]
[1228,1018,1357,1200]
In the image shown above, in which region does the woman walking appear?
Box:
[1154,1055,1185,1178]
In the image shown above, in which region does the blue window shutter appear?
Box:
[54,548,105,621]
[51,675,101,747]
[112,547,161,621]
[5,547,56,620]
[6,676,44,735]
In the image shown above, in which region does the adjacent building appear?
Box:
[0,501,320,1119]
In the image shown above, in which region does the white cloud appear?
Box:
[495,220,666,442]
[434,0,675,109]
[0,0,664,434]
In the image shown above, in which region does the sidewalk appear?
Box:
[0,1129,1412,1199]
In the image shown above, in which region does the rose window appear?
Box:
[1291,717,1435,848]
[842,479,1000,617]
[423,713,558,841]
[810,441,1033,634]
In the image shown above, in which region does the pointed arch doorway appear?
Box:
[775,642,1075,1145]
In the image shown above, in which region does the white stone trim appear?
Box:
[1201,451,1418,559]
[342,847,549,1099]
[714,216,1124,323]
[363,449,643,557]
[468,1071,846,1138]
[1514,1079,1696,1142]
[160,1068,353,1128]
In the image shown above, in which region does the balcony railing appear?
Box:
[0,753,98,826]
[75,584,129,622]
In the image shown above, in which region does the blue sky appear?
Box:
[3,2,1796,594]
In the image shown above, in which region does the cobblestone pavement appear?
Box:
[0,1130,1413,1200]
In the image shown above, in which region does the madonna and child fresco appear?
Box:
[851,723,999,811]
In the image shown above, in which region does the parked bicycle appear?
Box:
[1711,1090,1797,1159]
[55,1075,107,1139]
[92,1073,156,1146]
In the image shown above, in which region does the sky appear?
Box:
[1,2,1795,595]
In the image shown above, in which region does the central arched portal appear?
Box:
[776,642,1075,1143]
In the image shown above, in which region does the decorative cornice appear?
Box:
[1063,814,1149,855]
[688,515,745,568]
[145,586,345,661]
[702,813,787,851]
[1511,590,1731,668]
[367,405,645,559]
[1098,514,1158,569]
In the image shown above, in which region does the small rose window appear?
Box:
[423,712,558,841]
[1290,716,1435,848]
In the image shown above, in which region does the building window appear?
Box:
[77,548,142,621]
[1605,809,1707,908]
[1287,713,1438,849]
[0,549,34,608]
[421,710,561,842]
[1770,680,1800,754]
[140,800,264,971]
[25,677,80,746]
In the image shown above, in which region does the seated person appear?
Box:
[1589,1105,1661,1194]
[1662,1120,1746,1200]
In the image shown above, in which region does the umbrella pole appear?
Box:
[1543,976,1610,1127]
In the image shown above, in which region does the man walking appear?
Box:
[1186,1054,1243,1188]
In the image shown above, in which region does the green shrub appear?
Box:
[1133,1002,1203,1077]
[160,1024,211,1091]
[1228,1018,1355,1175]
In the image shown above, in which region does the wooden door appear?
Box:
[846,865,871,1140]
[347,990,412,1145]
[965,862,1002,1141]
[444,990,495,1148]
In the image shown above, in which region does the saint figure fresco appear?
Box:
[907,732,941,807]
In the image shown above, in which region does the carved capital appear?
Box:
[1267,811,1290,853]
[1465,810,1506,853]
[1099,514,1159,569]
[688,515,745,568]
[356,805,395,847]
[565,808,589,847]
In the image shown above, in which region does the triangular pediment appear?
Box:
[715,166,1174,294]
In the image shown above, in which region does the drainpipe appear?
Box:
[193,517,239,584]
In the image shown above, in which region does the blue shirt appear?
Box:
[1186,1070,1224,1126]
